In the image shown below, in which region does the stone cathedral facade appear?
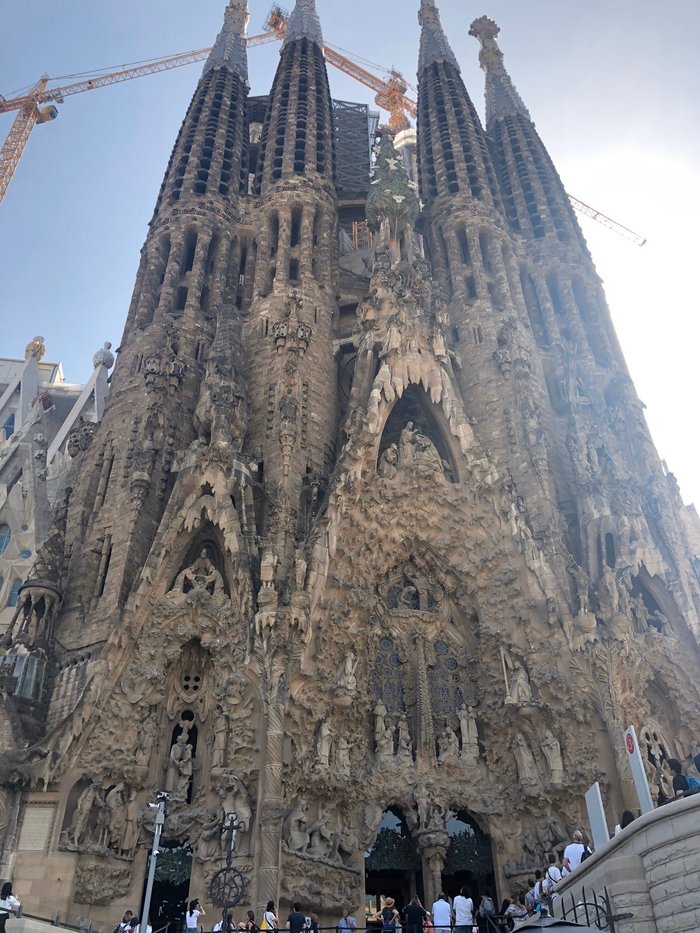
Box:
[1,0,700,923]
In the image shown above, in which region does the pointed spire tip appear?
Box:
[283,0,324,48]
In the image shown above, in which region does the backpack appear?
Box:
[260,919,268,933]
[524,890,536,911]
[479,897,495,918]
[686,775,700,789]
[580,845,592,863]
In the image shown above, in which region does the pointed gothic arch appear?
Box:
[377,384,459,482]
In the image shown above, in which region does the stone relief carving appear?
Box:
[173,547,225,598]
[74,861,132,905]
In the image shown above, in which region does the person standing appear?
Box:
[245,910,260,933]
[337,908,357,933]
[543,853,562,898]
[562,831,587,872]
[403,896,428,933]
[668,759,690,797]
[263,902,279,933]
[452,887,474,933]
[286,903,306,933]
[431,893,451,933]
[186,900,206,932]
[0,883,21,933]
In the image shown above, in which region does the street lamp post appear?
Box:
[142,795,168,932]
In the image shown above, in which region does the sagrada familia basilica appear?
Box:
[1,0,699,923]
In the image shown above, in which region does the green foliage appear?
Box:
[154,846,193,885]
[444,830,493,876]
[365,827,420,872]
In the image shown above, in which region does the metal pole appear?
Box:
[142,798,167,932]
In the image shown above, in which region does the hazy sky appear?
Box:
[1,1,698,504]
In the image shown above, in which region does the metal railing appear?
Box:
[554,885,633,932]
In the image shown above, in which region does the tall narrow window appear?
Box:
[0,524,11,556]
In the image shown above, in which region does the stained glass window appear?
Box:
[430,639,465,716]
[371,636,406,713]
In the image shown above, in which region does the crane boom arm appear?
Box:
[568,195,647,247]
[324,46,417,117]
[0,50,212,114]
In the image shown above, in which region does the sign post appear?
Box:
[624,725,655,814]
[585,782,610,852]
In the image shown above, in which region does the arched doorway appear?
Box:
[442,812,495,905]
[364,808,422,920]
[145,840,193,933]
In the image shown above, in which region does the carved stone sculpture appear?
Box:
[512,733,540,790]
[457,705,480,765]
[174,548,225,597]
[541,732,564,786]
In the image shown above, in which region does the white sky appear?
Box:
[0,0,698,503]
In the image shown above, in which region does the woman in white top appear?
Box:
[263,902,278,932]
[0,882,21,933]
[186,900,206,931]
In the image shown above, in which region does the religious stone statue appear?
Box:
[335,736,351,779]
[71,783,99,846]
[121,789,142,856]
[437,726,460,764]
[395,714,413,762]
[174,548,224,597]
[506,662,534,706]
[284,798,309,852]
[400,422,417,465]
[211,705,228,770]
[631,593,650,634]
[541,732,564,786]
[571,564,591,614]
[316,719,333,768]
[378,443,399,479]
[136,717,158,767]
[373,701,394,760]
[196,811,224,861]
[105,784,126,852]
[167,733,194,798]
[337,650,359,697]
[457,705,480,765]
[512,733,540,790]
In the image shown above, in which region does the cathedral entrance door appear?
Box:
[441,813,495,906]
[364,809,424,920]
[144,841,193,933]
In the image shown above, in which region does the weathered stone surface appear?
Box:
[2,2,700,929]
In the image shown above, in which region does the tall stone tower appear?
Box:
[2,0,699,922]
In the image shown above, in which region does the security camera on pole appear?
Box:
[142,791,168,932]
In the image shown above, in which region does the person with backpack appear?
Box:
[562,830,590,872]
[476,892,496,929]
[245,910,260,933]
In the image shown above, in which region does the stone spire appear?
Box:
[469,16,530,131]
[204,0,250,83]
[283,0,324,48]
[418,0,460,74]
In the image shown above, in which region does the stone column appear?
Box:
[257,655,286,906]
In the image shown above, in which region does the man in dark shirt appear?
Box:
[402,897,428,933]
[287,905,306,933]
[668,759,689,797]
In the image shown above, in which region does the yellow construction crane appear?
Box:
[0,6,645,246]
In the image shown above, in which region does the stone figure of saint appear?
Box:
[374,700,389,743]
[572,564,590,614]
[196,811,223,861]
[175,548,224,597]
[631,593,650,634]
[105,783,126,851]
[399,422,417,464]
[541,732,564,786]
[167,733,194,798]
[506,662,533,706]
[512,733,540,790]
[337,651,359,696]
[378,444,399,479]
[211,706,228,770]
[284,798,309,852]
[336,736,351,778]
[136,717,158,767]
[316,720,333,768]
[395,714,413,762]
[71,783,99,846]
[438,726,459,764]
[457,705,480,764]
[121,789,142,856]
